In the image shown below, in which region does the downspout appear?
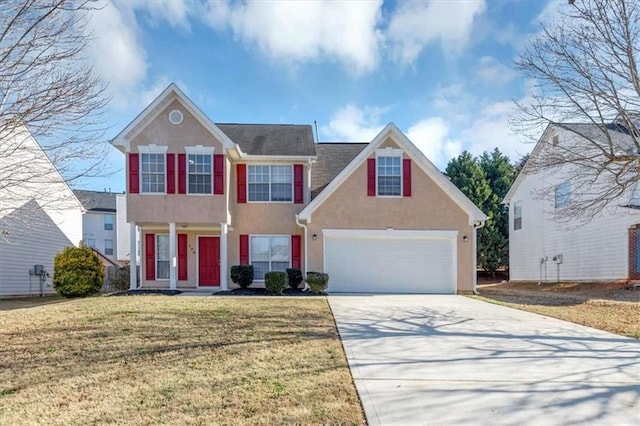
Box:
[295,215,308,275]
[472,220,485,295]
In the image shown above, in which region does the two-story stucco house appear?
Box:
[73,190,118,261]
[111,84,487,294]
[504,122,640,282]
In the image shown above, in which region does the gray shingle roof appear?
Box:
[217,124,316,156]
[560,122,637,154]
[73,190,117,212]
[311,143,369,199]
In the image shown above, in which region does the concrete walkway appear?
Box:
[328,295,640,426]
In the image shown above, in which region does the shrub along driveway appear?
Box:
[0,296,364,425]
[329,295,640,426]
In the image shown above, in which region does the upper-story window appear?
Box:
[104,214,114,231]
[104,239,114,256]
[555,182,572,208]
[141,153,165,193]
[248,165,292,202]
[188,154,212,194]
[377,155,402,196]
[85,238,95,248]
[513,200,522,231]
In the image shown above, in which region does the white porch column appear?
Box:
[129,223,137,290]
[220,223,228,290]
[169,222,177,290]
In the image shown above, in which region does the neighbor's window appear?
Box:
[141,153,166,193]
[555,182,572,208]
[188,154,212,194]
[248,165,292,202]
[513,201,522,231]
[377,156,402,196]
[156,234,170,279]
[104,214,114,231]
[85,238,95,248]
[104,239,114,255]
[250,236,290,280]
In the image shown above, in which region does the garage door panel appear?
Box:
[325,231,456,294]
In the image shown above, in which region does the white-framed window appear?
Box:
[104,239,114,255]
[555,182,572,208]
[104,214,114,231]
[85,238,95,248]
[377,156,402,196]
[188,154,212,194]
[248,165,292,202]
[141,153,166,193]
[156,234,170,280]
[513,201,522,231]
[250,235,291,280]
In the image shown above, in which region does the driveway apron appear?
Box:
[328,295,640,426]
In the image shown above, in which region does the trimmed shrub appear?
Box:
[265,271,288,294]
[53,243,104,298]
[230,265,254,288]
[305,271,329,294]
[286,268,303,289]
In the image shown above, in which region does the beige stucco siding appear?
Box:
[307,137,475,292]
[127,99,228,224]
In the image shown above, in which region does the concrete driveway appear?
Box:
[328,295,640,426]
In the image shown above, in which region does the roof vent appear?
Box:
[169,109,183,125]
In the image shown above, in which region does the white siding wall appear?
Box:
[0,127,83,297]
[509,167,640,282]
[82,211,116,259]
[116,194,139,263]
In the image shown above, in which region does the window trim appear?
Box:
[155,234,170,281]
[139,152,167,195]
[248,234,292,281]
[554,182,572,209]
[513,200,522,231]
[247,164,294,203]
[186,152,213,195]
[375,149,403,198]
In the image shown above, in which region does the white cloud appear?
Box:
[406,118,462,168]
[321,104,387,141]
[117,0,191,30]
[387,0,486,66]
[203,0,383,74]
[475,56,517,86]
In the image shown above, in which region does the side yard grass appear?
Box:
[471,281,639,339]
[0,296,365,425]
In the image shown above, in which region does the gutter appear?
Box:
[295,214,308,275]
[472,220,485,295]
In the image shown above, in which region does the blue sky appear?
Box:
[79,0,560,193]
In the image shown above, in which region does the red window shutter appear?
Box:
[214,154,224,195]
[166,153,175,194]
[403,158,412,197]
[291,235,301,269]
[178,234,188,280]
[367,158,376,196]
[237,164,247,203]
[293,164,304,204]
[239,234,249,264]
[129,153,139,194]
[178,153,187,194]
[145,233,155,281]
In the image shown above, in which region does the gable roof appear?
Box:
[502,122,636,204]
[218,124,315,156]
[110,83,239,155]
[299,123,488,224]
[73,190,117,212]
[312,143,368,199]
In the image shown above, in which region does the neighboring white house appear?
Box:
[73,189,117,262]
[115,193,140,264]
[0,126,84,297]
[504,123,640,282]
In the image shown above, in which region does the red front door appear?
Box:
[198,237,220,286]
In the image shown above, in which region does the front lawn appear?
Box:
[0,296,364,425]
[472,281,639,339]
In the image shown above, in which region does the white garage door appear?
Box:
[324,229,457,294]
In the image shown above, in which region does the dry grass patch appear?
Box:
[0,296,364,425]
[472,281,639,339]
